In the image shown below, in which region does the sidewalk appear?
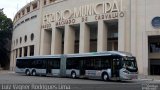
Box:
[138,74,160,81]
[0,70,14,74]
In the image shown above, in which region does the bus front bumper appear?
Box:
[120,74,138,80]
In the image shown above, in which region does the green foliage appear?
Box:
[0,9,13,69]
[0,11,13,31]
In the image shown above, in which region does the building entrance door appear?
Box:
[150,59,160,75]
[148,36,160,75]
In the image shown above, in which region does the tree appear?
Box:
[0,9,13,69]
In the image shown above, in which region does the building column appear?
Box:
[97,20,107,52]
[9,51,13,71]
[143,33,148,75]
[51,27,62,54]
[37,1,39,8]
[22,47,24,57]
[46,0,50,5]
[112,42,115,50]
[131,0,137,56]
[13,50,16,70]
[40,29,52,55]
[79,23,90,53]
[30,4,33,11]
[64,25,75,54]
[27,46,30,56]
[40,29,45,55]
[118,13,126,51]
[17,48,20,58]
[12,50,16,71]
[25,8,27,15]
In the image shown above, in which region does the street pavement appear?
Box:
[0,71,160,90]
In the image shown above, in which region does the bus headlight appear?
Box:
[123,70,129,74]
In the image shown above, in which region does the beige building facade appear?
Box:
[10,0,160,75]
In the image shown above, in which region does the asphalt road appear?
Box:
[0,71,160,90]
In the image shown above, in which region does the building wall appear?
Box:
[10,0,42,70]
[10,0,160,75]
[132,0,160,75]
[145,0,160,75]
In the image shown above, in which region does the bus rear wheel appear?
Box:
[102,73,109,81]
[25,70,30,76]
[32,70,36,76]
[71,72,76,79]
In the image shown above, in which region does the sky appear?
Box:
[0,0,34,20]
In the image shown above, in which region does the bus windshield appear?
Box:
[123,57,138,71]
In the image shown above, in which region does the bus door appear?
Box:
[46,59,52,74]
[111,58,120,78]
[80,59,85,76]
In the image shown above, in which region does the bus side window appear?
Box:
[42,60,46,69]
[101,57,110,69]
[34,60,37,68]
[66,59,70,69]
[53,59,60,69]
[95,57,101,70]
[16,59,21,68]
[86,58,93,70]
[66,58,79,69]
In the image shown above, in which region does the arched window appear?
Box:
[16,39,18,45]
[20,37,22,44]
[31,33,34,41]
[24,35,27,42]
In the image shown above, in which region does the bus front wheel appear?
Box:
[102,73,109,81]
[71,71,76,79]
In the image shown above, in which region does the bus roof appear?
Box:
[16,54,61,59]
[16,51,133,59]
[65,51,133,58]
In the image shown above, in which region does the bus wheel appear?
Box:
[25,70,30,76]
[32,70,36,76]
[102,73,109,81]
[71,71,76,79]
